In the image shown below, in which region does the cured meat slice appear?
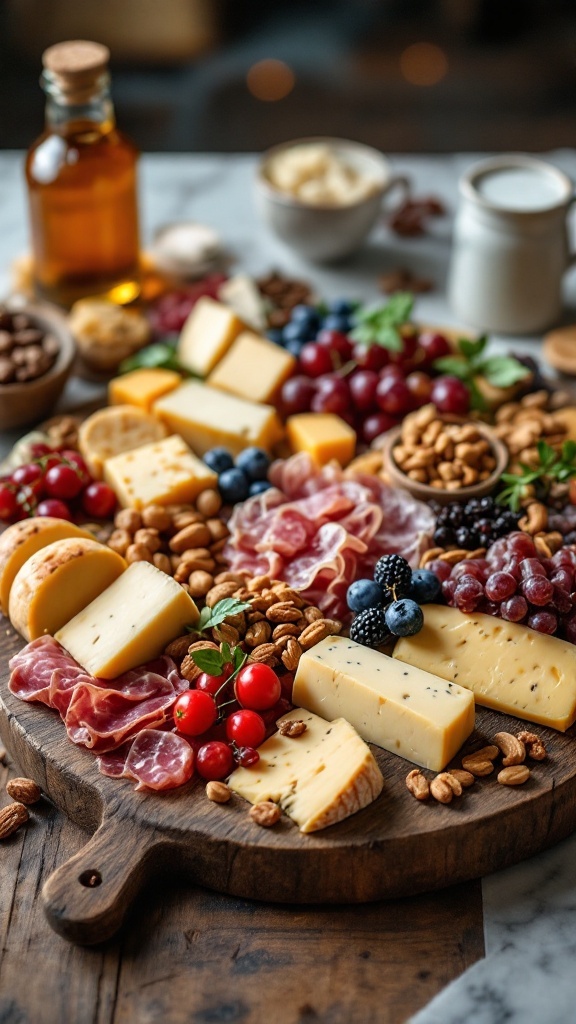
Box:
[64,670,178,752]
[122,729,194,791]
[97,742,132,778]
[8,636,81,704]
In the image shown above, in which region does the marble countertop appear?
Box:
[3,149,576,1022]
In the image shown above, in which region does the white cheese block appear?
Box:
[393,604,576,732]
[56,561,199,679]
[176,296,244,377]
[103,433,217,509]
[218,274,267,332]
[228,708,383,833]
[78,405,167,479]
[293,635,475,772]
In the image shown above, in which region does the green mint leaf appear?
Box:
[468,379,488,412]
[375,325,403,352]
[119,342,182,375]
[200,598,251,632]
[349,323,373,346]
[220,641,232,666]
[458,336,487,360]
[382,292,414,326]
[432,356,471,381]
[233,646,245,670]
[477,356,530,389]
[537,440,556,467]
[561,440,576,464]
[191,648,225,676]
[350,293,414,350]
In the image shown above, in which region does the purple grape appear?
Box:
[501,595,528,622]
[550,568,573,591]
[502,560,521,581]
[485,571,516,602]
[454,574,484,613]
[553,548,576,569]
[564,614,576,644]
[522,576,554,606]
[442,578,457,603]
[528,609,557,634]
[478,598,500,616]
[519,558,547,579]
[507,532,537,559]
[552,585,573,615]
[486,537,510,566]
[427,559,452,583]
[452,560,485,583]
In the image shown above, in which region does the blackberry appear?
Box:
[350,607,391,648]
[373,554,412,598]
[434,525,455,547]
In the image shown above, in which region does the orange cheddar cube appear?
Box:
[108,368,182,412]
[287,413,356,467]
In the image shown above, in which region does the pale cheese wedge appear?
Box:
[228,708,383,833]
[393,604,576,732]
[9,538,126,642]
[176,296,245,377]
[0,517,94,616]
[55,560,199,678]
[78,405,167,479]
[103,433,217,509]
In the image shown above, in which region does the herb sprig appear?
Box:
[119,341,185,375]
[186,598,251,636]
[497,440,576,511]
[349,293,415,352]
[433,336,529,411]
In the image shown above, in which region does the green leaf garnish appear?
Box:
[496,438,576,510]
[119,342,183,375]
[187,598,251,636]
[191,648,226,676]
[432,334,530,410]
[349,292,415,352]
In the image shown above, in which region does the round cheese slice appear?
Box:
[0,517,94,617]
[78,405,167,479]
[9,537,126,642]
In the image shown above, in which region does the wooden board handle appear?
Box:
[41,815,168,944]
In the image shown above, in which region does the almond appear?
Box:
[6,778,41,804]
[498,765,530,786]
[169,522,212,554]
[405,769,430,801]
[0,802,28,839]
[205,581,240,607]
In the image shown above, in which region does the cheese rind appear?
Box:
[286,412,356,467]
[78,405,167,479]
[108,368,182,412]
[103,433,217,509]
[228,708,383,833]
[393,604,576,732]
[153,381,284,457]
[9,538,126,642]
[176,296,245,376]
[293,635,475,771]
[55,561,199,679]
[207,331,296,404]
[0,517,93,616]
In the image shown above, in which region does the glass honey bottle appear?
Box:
[25,40,140,308]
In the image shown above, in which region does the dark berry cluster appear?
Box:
[346,554,442,649]
[433,496,520,551]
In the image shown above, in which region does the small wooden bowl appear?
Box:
[380,423,508,506]
[0,301,76,431]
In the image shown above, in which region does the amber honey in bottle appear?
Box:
[26,40,140,307]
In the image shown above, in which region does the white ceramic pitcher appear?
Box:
[448,155,576,334]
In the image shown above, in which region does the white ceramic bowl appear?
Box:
[255,137,408,262]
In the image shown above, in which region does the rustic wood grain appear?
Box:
[0,623,574,949]
[0,740,484,1024]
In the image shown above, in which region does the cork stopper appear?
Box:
[42,40,110,103]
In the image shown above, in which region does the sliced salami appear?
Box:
[122,729,195,791]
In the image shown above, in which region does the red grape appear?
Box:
[431,375,470,415]
[12,463,44,490]
[485,571,516,602]
[405,371,433,406]
[375,377,415,416]
[507,533,536,559]
[552,584,573,615]
[234,746,260,768]
[45,464,84,500]
[311,376,350,416]
[0,484,18,521]
[81,482,117,519]
[551,568,573,591]
[362,412,398,444]
[298,342,334,378]
[500,595,528,622]
[442,578,458,602]
[454,575,484,612]
[349,369,379,411]
[35,498,72,521]
[352,343,389,372]
[417,331,451,364]
[316,328,353,361]
[195,740,234,781]
[519,558,546,578]
[390,332,419,367]
[379,364,404,384]
[280,375,316,415]
[60,450,91,487]
[521,576,553,606]
[426,559,451,583]
[528,609,557,634]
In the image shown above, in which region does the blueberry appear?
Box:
[385,598,424,637]
[203,447,234,475]
[283,320,313,344]
[346,579,384,613]
[249,480,273,497]
[433,525,455,547]
[409,569,442,604]
[328,298,353,316]
[236,446,271,482]
[321,313,350,333]
[284,338,306,358]
[455,526,472,548]
[290,305,320,329]
[218,467,250,504]
[266,328,285,347]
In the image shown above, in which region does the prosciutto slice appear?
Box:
[225,452,434,619]
[122,730,194,791]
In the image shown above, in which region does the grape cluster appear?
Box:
[429,531,576,641]
[433,496,520,550]
[547,505,576,546]
[346,554,441,648]
[0,445,116,524]
[276,303,471,444]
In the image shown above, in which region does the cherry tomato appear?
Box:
[195,740,234,780]
[196,663,233,697]
[234,663,281,711]
[36,498,73,521]
[226,709,266,748]
[0,483,18,521]
[81,481,117,519]
[174,689,217,736]
[45,463,84,500]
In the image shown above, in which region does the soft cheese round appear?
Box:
[78,404,167,479]
[9,537,126,642]
[0,517,93,616]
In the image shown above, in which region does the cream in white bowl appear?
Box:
[256,137,408,262]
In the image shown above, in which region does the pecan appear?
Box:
[0,802,28,839]
[498,765,531,786]
[247,574,272,592]
[281,637,302,671]
[447,769,475,788]
[249,593,280,613]
[205,581,239,607]
[212,623,240,646]
[249,801,281,826]
[266,602,302,624]
[214,571,247,587]
[272,622,300,641]
[303,606,324,624]
[430,774,455,804]
[517,731,547,761]
[247,610,266,624]
[164,635,192,659]
[278,719,307,737]
[206,781,231,803]
[180,640,219,682]
[245,620,272,647]
[298,619,341,649]
[6,778,41,804]
[405,769,430,801]
[270,585,306,607]
[493,732,526,767]
[248,643,279,665]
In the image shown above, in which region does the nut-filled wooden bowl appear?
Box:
[380,420,509,506]
[0,301,76,431]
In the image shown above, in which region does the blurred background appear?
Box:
[1,0,576,152]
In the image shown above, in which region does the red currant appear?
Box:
[174,689,218,736]
[235,663,281,711]
[81,482,117,519]
[195,740,234,780]
[225,709,266,748]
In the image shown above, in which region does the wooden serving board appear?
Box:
[2,625,576,947]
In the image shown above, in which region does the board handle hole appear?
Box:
[79,869,102,888]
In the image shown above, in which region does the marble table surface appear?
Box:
[3,149,576,1022]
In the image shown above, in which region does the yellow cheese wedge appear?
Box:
[176,296,245,376]
[286,412,356,467]
[108,368,182,412]
[393,604,576,732]
[55,561,199,678]
[9,538,126,642]
[153,381,284,457]
[103,433,217,509]
[78,405,167,479]
[293,635,475,771]
[0,517,94,616]
[228,708,383,833]
[207,331,296,404]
